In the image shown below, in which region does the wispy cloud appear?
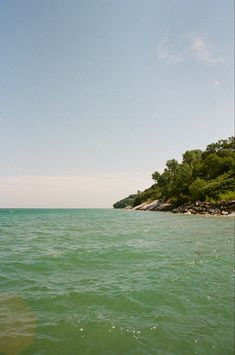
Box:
[158,33,223,65]
[190,37,223,65]
[157,34,187,64]
[209,79,220,89]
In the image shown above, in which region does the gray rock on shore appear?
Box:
[129,200,235,216]
[132,200,173,212]
[172,200,235,216]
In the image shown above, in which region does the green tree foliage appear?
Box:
[113,194,137,208]
[189,178,207,201]
[182,149,202,166]
[204,136,235,154]
[113,137,235,208]
[152,171,161,182]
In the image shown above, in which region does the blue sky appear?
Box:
[0,0,234,207]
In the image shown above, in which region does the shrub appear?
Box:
[218,191,235,201]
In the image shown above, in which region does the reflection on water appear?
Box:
[0,293,36,355]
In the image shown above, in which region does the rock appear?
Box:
[132,199,235,216]
[132,203,147,210]
[221,210,228,215]
[184,210,191,215]
[172,200,235,215]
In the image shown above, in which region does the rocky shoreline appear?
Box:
[127,200,235,216]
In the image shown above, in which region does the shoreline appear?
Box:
[124,200,235,217]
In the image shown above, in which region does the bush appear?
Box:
[218,191,235,201]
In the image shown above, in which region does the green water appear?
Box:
[0,209,234,355]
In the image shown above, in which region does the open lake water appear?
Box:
[0,209,234,355]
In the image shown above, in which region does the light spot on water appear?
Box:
[0,293,36,355]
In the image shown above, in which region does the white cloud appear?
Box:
[158,33,223,65]
[190,37,223,65]
[0,174,152,208]
[157,34,187,64]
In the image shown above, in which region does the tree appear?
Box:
[152,171,161,182]
[189,178,207,201]
[182,150,202,166]
[166,159,179,172]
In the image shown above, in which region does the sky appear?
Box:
[0,0,234,207]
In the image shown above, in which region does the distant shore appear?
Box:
[124,200,235,216]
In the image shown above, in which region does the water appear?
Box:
[0,209,234,355]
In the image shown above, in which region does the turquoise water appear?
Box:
[0,209,234,355]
